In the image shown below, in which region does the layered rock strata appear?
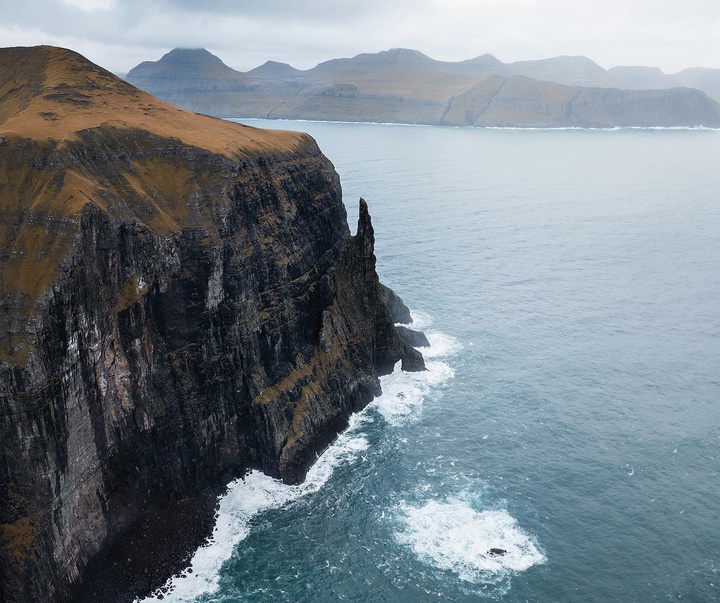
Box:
[126,47,720,128]
[0,46,423,603]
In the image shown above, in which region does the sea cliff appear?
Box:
[0,45,423,603]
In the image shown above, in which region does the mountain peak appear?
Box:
[249,60,301,76]
[310,48,435,76]
[127,46,245,84]
[371,48,435,65]
[0,45,141,129]
[469,52,500,61]
[386,47,432,58]
[507,54,614,87]
[160,47,227,66]
[461,53,505,69]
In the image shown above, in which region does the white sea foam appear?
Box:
[137,415,370,603]
[394,498,546,584]
[373,331,459,425]
[407,309,433,330]
[421,332,462,359]
[374,359,455,425]
[138,319,456,602]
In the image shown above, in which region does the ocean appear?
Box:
[141,122,719,602]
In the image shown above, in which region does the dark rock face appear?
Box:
[381,283,413,324]
[0,129,422,603]
[396,325,430,348]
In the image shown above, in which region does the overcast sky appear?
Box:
[1,0,718,74]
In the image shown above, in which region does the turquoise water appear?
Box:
[143,123,720,602]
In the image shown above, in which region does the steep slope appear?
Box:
[0,45,423,603]
[442,75,720,127]
[126,47,720,127]
[672,68,720,103]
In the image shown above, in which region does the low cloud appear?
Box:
[1,0,717,73]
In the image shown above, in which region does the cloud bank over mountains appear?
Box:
[1,0,718,74]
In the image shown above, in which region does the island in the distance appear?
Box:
[125,47,720,128]
[0,45,426,603]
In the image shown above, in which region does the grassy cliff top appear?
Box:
[0,46,317,364]
[0,45,303,157]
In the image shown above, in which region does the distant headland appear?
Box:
[125,47,720,128]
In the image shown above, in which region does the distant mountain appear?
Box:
[126,48,720,128]
[488,56,720,104]
[132,47,242,80]
[459,53,508,72]
[609,65,720,103]
[608,66,669,89]
[126,47,254,115]
[248,60,303,77]
[507,55,619,88]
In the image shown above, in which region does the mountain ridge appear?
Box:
[125,47,720,127]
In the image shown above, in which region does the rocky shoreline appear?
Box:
[75,282,422,603]
[76,491,220,603]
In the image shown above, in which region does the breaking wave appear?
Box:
[137,412,371,602]
[394,496,546,584]
[138,312,458,602]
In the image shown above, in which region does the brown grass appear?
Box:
[0,162,95,303]
[0,45,319,365]
[0,46,306,157]
[116,275,149,312]
[0,514,38,564]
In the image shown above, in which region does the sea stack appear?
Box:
[0,45,424,603]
